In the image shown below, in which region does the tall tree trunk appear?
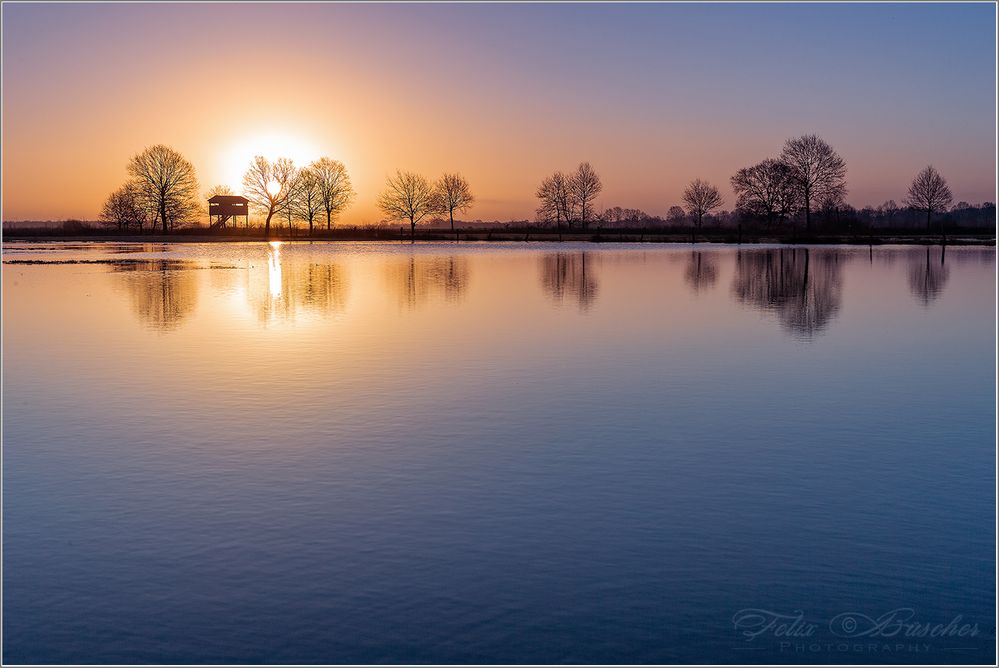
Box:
[449,208,455,233]
[926,208,932,231]
[326,210,332,231]
[410,217,415,242]
[160,200,168,234]
[804,185,811,232]
[264,210,274,238]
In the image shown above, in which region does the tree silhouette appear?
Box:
[206,184,233,198]
[127,145,200,233]
[682,178,723,239]
[434,173,475,234]
[243,156,296,237]
[877,199,900,227]
[311,157,355,230]
[905,165,953,231]
[571,162,603,229]
[100,182,145,232]
[536,171,573,230]
[730,159,798,226]
[377,170,439,240]
[779,134,847,231]
[290,166,325,236]
[663,206,683,226]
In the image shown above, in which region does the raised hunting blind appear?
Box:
[208,195,250,229]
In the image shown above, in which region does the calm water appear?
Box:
[2,241,995,664]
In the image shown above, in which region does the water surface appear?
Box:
[3,242,995,664]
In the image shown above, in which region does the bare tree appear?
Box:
[667,205,687,226]
[876,199,899,228]
[536,171,577,231]
[779,134,847,231]
[682,178,724,238]
[206,184,233,198]
[242,156,296,237]
[377,170,439,240]
[570,162,603,229]
[312,157,355,231]
[535,175,560,227]
[100,182,145,231]
[552,172,574,227]
[127,144,200,233]
[905,165,953,230]
[290,167,325,236]
[730,159,798,226]
[434,173,475,233]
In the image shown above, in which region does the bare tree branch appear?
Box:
[127,145,199,233]
[377,170,439,240]
[904,165,953,230]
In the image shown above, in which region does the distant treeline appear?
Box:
[7,134,995,236]
[587,199,996,230]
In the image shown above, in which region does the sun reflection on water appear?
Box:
[268,241,283,299]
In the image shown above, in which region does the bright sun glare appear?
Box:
[222,132,321,193]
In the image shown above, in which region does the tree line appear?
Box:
[535,135,979,234]
[100,146,359,236]
[100,134,985,236]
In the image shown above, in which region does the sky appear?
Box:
[2,2,996,223]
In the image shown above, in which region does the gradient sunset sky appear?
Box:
[2,2,996,223]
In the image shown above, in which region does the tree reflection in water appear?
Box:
[539,252,599,311]
[684,251,718,293]
[252,243,349,322]
[907,246,950,307]
[388,255,470,310]
[112,260,199,332]
[731,248,843,339]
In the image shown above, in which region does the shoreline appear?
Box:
[3,232,996,246]
[3,230,995,246]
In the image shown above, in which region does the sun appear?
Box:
[221,131,321,193]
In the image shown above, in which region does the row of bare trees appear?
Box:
[240,156,355,237]
[102,136,958,236]
[535,162,604,230]
[100,146,356,236]
[729,134,847,231]
[376,170,475,239]
[531,136,846,236]
[724,134,952,231]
